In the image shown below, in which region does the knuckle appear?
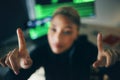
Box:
[5,60,8,64]
[9,54,13,59]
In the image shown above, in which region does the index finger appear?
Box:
[17,28,26,51]
[97,33,103,52]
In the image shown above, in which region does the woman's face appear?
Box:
[48,14,79,54]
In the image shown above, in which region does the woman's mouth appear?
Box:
[53,44,63,49]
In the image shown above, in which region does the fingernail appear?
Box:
[15,72,18,75]
[15,71,19,75]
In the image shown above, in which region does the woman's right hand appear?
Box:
[0,28,33,75]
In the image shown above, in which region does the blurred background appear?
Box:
[0,0,120,80]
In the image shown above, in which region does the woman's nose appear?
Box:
[54,33,62,43]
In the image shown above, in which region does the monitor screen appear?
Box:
[27,0,95,40]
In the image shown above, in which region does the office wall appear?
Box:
[82,0,120,27]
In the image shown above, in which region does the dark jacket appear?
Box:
[4,35,98,80]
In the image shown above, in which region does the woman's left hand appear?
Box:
[92,33,111,68]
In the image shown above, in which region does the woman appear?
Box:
[0,6,119,80]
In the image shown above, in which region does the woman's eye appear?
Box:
[63,31,72,35]
[50,28,56,32]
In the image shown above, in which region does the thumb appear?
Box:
[20,57,33,69]
[93,60,102,68]
[24,56,33,66]
[93,56,106,68]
